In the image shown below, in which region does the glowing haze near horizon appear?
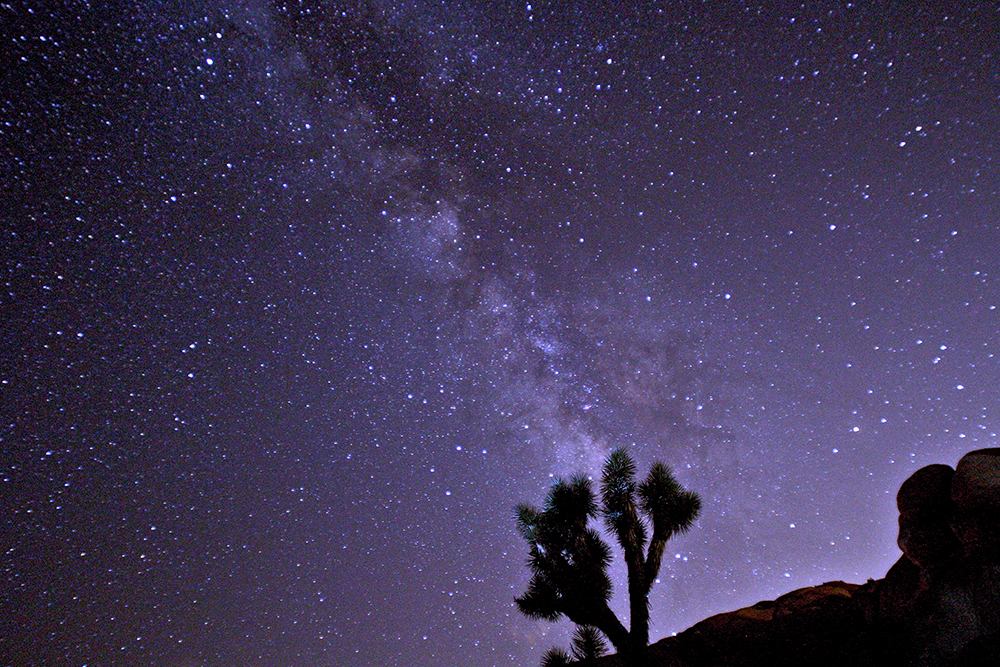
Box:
[5,1,1000,665]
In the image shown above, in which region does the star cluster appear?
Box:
[4,2,1000,666]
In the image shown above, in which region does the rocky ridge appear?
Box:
[585,448,1000,667]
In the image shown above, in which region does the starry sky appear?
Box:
[4,1,1000,666]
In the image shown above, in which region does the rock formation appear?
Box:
[581,448,1000,667]
[874,448,1000,666]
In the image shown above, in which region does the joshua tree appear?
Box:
[515,447,701,664]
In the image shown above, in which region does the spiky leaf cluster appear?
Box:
[515,474,614,623]
[639,462,701,537]
[571,625,608,661]
[600,449,646,556]
[540,647,571,667]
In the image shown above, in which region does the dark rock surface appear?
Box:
[897,463,957,569]
[951,448,1000,557]
[579,448,1000,667]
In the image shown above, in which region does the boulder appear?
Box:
[872,554,921,626]
[951,448,1000,558]
[896,464,959,569]
[896,451,1000,664]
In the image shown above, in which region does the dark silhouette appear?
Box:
[572,625,609,661]
[572,447,1000,667]
[541,647,571,667]
[540,626,608,667]
[515,447,701,664]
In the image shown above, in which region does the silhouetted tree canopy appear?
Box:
[515,447,701,665]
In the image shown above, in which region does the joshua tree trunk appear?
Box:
[565,603,630,658]
[631,523,670,650]
[629,582,650,651]
[627,557,650,650]
[595,606,632,658]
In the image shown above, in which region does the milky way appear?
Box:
[5,2,1000,666]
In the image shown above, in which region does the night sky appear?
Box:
[4,1,1000,666]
